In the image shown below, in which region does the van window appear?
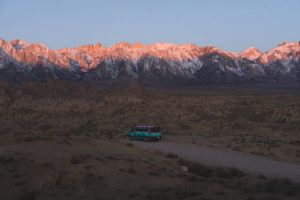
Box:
[149,127,160,132]
[134,127,148,132]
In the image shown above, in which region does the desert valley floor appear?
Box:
[0,81,300,200]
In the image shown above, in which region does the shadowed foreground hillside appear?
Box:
[1,136,300,200]
[0,81,300,162]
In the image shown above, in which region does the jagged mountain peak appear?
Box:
[0,37,6,45]
[240,47,262,60]
[259,41,300,63]
[77,43,104,52]
[132,42,144,49]
[1,37,300,84]
[9,39,30,50]
[277,41,299,48]
[113,42,130,48]
[273,42,300,53]
[243,47,262,53]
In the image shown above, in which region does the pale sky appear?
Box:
[0,0,299,52]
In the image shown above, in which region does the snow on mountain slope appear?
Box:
[0,37,300,84]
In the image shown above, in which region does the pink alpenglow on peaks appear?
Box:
[0,37,300,84]
[240,47,263,61]
[1,38,299,69]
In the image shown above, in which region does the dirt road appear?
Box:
[134,141,300,182]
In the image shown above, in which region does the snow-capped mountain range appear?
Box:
[0,37,300,84]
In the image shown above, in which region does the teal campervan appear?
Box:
[128,126,162,141]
